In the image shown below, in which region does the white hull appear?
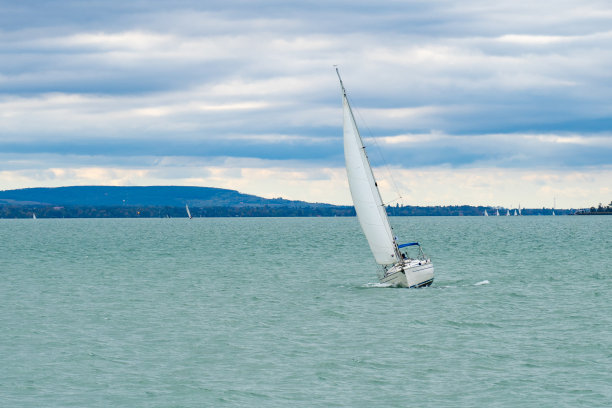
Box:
[381,259,434,288]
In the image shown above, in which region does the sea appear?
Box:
[1,216,611,407]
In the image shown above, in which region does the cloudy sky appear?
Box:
[1,0,611,208]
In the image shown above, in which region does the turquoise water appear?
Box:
[1,216,611,407]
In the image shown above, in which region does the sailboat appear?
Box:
[514,209,517,216]
[484,209,489,216]
[337,68,433,288]
[506,209,510,216]
[186,204,192,219]
[496,208,500,216]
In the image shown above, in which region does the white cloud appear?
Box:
[379,131,612,148]
[1,153,610,208]
[376,166,612,209]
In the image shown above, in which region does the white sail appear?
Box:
[186,204,192,219]
[340,75,398,265]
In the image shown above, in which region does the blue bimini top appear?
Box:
[398,242,419,248]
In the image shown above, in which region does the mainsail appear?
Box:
[338,69,398,265]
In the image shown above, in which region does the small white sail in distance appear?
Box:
[186,204,192,219]
[339,70,398,265]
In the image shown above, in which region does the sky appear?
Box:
[1,0,611,209]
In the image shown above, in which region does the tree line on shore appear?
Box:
[0,205,355,218]
[574,201,612,215]
[0,204,572,218]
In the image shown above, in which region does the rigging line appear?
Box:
[346,93,404,206]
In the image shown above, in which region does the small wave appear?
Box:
[474,280,490,286]
[362,282,394,288]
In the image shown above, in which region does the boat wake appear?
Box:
[361,280,489,289]
[432,280,491,289]
[362,282,395,288]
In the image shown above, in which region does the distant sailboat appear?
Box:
[484,209,489,216]
[496,208,500,216]
[33,213,36,219]
[186,204,192,219]
[337,68,433,288]
[514,209,518,216]
[506,209,510,216]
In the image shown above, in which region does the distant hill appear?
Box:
[0,186,333,208]
[0,186,573,218]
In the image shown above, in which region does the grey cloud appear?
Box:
[1,0,611,172]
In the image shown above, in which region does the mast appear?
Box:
[337,68,401,264]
